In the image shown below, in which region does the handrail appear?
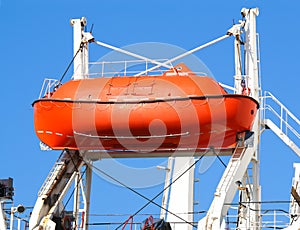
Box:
[89,59,172,78]
[38,78,59,99]
[225,207,291,229]
[263,91,300,125]
[88,59,209,78]
[38,153,65,196]
[262,91,300,141]
[85,209,291,230]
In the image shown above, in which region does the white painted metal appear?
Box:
[233,26,243,94]
[39,165,84,229]
[198,147,255,229]
[10,207,14,230]
[70,18,93,230]
[242,8,262,230]
[166,157,195,230]
[93,40,173,70]
[198,8,261,230]
[29,9,300,230]
[73,172,81,229]
[158,21,245,230]
[263,92,300,132]
[135,34,231,76]
[83,164,92,230]
[88,59,174,78]
[70,17,90,80]
[71,162,92,230]
[283,163,300,230]
[262,90,300,157]
[29,151,83,230]
[160,157,174,220]
[264,119,300,157]
[262,91,300,156]
[0,201,7,230]
[242,7,260,101]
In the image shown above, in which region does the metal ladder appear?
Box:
[38,154,67,197]
[261,91,300,156]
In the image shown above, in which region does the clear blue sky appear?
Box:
[1,0,300,228]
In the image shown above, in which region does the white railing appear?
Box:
[86,210,291,230]
[88,59,171,78]
[225,207,291,229]
[38,153,66,196]
[262,91,300,143]
[38,78,59,99]
[87,221,198,230]
[88,59,208,78]
[1,202,31,230]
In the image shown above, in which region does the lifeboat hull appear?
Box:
[33,74,259,154]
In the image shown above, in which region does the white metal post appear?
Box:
[84,163,92,230]
[0,201,7,230]
[198,8,261,230]
[160,157,174,220]
[234,33,243,94]
[70,17,89,80]
[70,17,90,229]
[289,163,300,227]
[243,8,260,101]
[10,206,14,230]
[166,157,195,230]
[73,171,81,229]
[17,218,21,230]
[242,8,261,230]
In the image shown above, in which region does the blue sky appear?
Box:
[1,0,300,228]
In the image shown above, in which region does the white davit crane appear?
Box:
[27,8,300,230]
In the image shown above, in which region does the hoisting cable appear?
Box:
[211,148,227,168]
[57,43,83,85]
[106,150,210,230]
[84,159,194,228]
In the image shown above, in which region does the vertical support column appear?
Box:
[160,157,174,220]
[198,8,261,230]
[234,34,243,94]
[242,8,261,230]
[290,163,300,224]
[166,157,195,230]
[84,163,92,230]
[73,170,81,229]
[72,163,93,230]
[70,17,89,80]
[70,18,91,230]
[10,206,15,230]
[242,8,260,101]
[0,201,7,230]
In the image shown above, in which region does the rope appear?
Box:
[86,160,192,228]
[58,43,83,85]
[97,151,209,230]
[211,148,227,168]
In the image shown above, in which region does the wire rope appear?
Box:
[58,43,83,84]
[85,159,197,229]
[89,151,210,230]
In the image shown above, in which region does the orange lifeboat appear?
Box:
[33,64,259,155]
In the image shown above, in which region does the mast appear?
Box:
[70,17,90,80]
[70,17,93,230]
